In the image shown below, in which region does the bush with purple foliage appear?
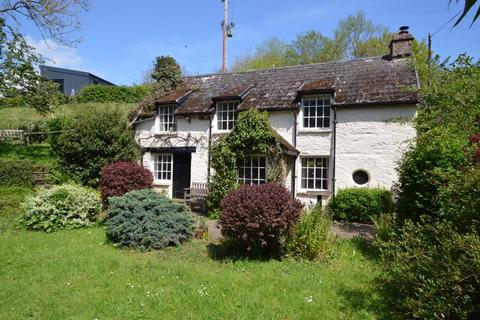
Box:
[219,183,302,256]
[99,161,153,206]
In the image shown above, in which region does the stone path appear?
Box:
[204,219,376,242]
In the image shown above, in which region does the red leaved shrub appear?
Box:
[469,133,480,144]
[219,183,303,256]
[99,161,153,206]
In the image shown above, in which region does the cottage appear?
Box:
[133,27,419,206]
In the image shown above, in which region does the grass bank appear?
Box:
[0,102,136,129]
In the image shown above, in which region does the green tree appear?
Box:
[232,38,291,71]
[52,108,139,187]
[130,56,184,124]
[0,1,89,112]
[232,11,391,71]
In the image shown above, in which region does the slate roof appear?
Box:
[172,56,419,115]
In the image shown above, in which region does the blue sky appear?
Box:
[21,0,480,85]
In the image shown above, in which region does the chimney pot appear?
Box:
[389,26,414,58]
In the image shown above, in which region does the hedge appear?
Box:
[328,187,394,223]
[76,84,150,103]
[0,159,35,187]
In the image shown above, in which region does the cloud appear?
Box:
[26,36,84,69]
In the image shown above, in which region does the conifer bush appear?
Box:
[99,161,153,207]
[105,189,194,250]
[219,183,302,256]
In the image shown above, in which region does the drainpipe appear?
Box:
[332,105,337,200]
[291,110,298,198]
[207,115,213,184]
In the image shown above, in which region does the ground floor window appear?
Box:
[154,153,172,180]
[301,157,329,190]
[238,155,267,185]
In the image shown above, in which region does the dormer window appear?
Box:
[216,100,239,131]
[158,105,175,132]
[301,94,331,129]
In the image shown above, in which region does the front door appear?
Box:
[173,152,191,198]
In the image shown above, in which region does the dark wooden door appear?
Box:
[173,152,191,198]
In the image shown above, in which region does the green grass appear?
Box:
[0,102,137,129]
[0,186,33,232]
[0,142,53,165]
[0,233,385,319]
[0,186,387,319]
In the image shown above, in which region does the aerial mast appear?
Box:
[221,0,234,73]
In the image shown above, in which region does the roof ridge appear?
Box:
[185,55,393,79]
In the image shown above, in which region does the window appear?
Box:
[302,95,331,128]
[238,155,267,185]
[154,154,172,181]
[216,101,239,131]
[301,157,329,190]
[352,170,369,185]
[158,105,175,132]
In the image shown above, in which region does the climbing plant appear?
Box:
[208,108,285,218]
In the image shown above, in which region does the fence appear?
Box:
[0,129,24,141]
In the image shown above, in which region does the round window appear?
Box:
[352,170,369,185]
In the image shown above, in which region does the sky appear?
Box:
[19,0,480,85]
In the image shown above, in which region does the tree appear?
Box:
[0,0,90,46]
[450,0,480,26]
[130,55,183,124]
[52,108,139,187]
[151,55,183,84]
[0,1,89,112]
[232,11,391,72]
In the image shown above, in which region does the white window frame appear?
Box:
[158,105,176,132]
[301,94,332,129]
[238,155,267,185]
[300,157,329,191]
[216,100,239,131]
[153,153,173,182]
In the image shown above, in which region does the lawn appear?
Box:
[0,188,387,320]
[0,102,136,129]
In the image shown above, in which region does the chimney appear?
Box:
[389,26,414,58]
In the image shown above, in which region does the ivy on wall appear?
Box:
[207,108,285,218]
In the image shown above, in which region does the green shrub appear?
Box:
[105,189,194,250]
[0,159,35,187]
[376,221,480,319]
[288,204,336,260]
[76,84,150,103]
[19,184,101,232]
[51,108,139,187]
[0,96,26,108]
[328,188,394,223]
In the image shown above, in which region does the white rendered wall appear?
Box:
[335,105,416,192]
[134,105,416,202]
[135,115,211,197]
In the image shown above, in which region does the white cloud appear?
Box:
[26,36,84,69]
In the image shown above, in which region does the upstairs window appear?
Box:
[154,153,172,181]
[216,101,239,131]
[301,157,329,190]
[302,95,331,129]
[158,105,175,132]
[238,155,267,185]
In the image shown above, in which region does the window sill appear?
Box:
[297,128,332,134]
[153,181,171,186]
[297,190,332,196]
[154,132,178,138]
[212,131,231,136]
